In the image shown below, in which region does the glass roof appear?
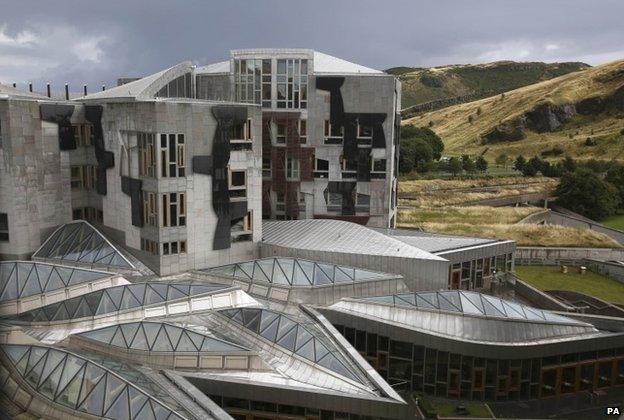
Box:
[1,344,183,420]
[9,282,227,323]
[78,321,249,353]
[33,221,132,268]
[0,262,111,303]
[359,291,585,325]
[220,308,361,382]
[206,257,391,286]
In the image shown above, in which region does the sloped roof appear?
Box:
[205,257,399,286]
[262,219,445,260]
[374,228,501,253]
[79,61,193,101]
[220,308,362,383]
[33,221,134,269]
[78,321,249,353]
[0,83,48,100]
[313,51,383,74]
[11,282,229,323]
[1,344,185,419]
[195,60,230,74]
[0,261,113,303]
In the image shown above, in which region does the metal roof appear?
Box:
[1,344,185,419]
[262,219,445,260]
[373,228,500,253]
[195,60,230,74]
[0,261,113,303]
[205,257,399,287]
[78,321,249,353]
[0,83,49,100]
[313,51,383,74]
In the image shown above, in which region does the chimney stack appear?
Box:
[83,85,88,96]
[65,83,69,100]
[28,83,33,92]
[47,83,51,98]
[12,83,16,88]
[102,84,106,91]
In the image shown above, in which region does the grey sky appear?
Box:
[1,0,622,93]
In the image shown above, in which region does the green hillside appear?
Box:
[403,59,624,161]
[389,61,589,111]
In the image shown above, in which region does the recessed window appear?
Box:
[340,155,357,172]
[275,122,286,145]
[160,133,185,178]
[0,213,8,241]
[286,156,300,180]
[262,157,272,179]
[314,158,329,178]
[232,118,253,141]
[161,192,186,227]
[298,119,307,143]
[161,240,187,255]
[70,165,97,190]
[229,169,247,199]
[140,237,159,255]
[324,120,343,144]
[72,207,103,223]
[357,121,373,138]
[73,124,94,147]
[234,59,270,106]
[142,191,158,227]
[138,132,156,177]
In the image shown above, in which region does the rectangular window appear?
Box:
[73,124,94,147]
[160,240,187,256]
[262,157,272,179]
[231,210,253,242]
[234,58,270,106]
[314,158,329,178]
[142,191,157,227]
[324,120,343,144]
[229,169,247,199]
[298,119,307,143]
[232,118,253,140]
[286,157,300,180]
[275,122,286,145]
[140,237,159,255]
[276,58,307,109]
[70,165,97,189]
[70,166,83,189]
[161,192,186,227]
[138,132,156,177]
[372,158,387,172]
[0,213,8,241]
[357,121,373,138]
[159,133,185,178]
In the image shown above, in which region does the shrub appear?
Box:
[556,168,619,220]
[585,137,597,146]
[620,128,624,136]
[541,146,564,157]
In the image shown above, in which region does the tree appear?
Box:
[495,153,508,168]
[399,137,434,174]
[556,168,619,220]
[562,156,577,173]
[461,155,475,173]
[448,157,462,177]
[514,155,527,172]
[401,126,444,160]
[412,140,434,173]
[475,156,488,172]
[606,165,624,208]
[522,156,543,177]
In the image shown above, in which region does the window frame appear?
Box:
[0,213,8,241]
[159,133,186,178]
[285,156,300,181]
[160,192,186,227]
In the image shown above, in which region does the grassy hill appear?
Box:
[403,59,624,161]
[388,61,589,110]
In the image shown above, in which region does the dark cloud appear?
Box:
[1,0,622,94]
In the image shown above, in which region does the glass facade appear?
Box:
[12,282,227,323]
[220,308,362,382]
[0,262,110,302]
[155,73,193,99]
[2,345,184,419]
[79,321,248,352]
[335,324,624,401]
[33,221,132,268]
[206,257,390,286]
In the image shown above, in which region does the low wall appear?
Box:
[584,258,624,283]
[515,247,624,265]
[506,273,574,311]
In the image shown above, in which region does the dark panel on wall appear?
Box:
[192,155,213,175]
[39,104,75,150]
[328,181,357,216]
[230,200,248,220]
[357,148,371,182]
[85,105,114,195]
[121,176,144,227]
[315,77,345,125]
[211,105,248,250]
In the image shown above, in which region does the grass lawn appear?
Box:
[602,213,624,231]
[515,265,624,305]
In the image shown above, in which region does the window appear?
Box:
[232,118,252,141]
[160,134,185,178]
[161,192,186,227]
[314,158,329,178]
[356,193,370,208]
[275,122,286,145]
[138,132,156,177]
[234,59,271,107]
[324,120,343,144]
[372,158,387,172]
[286,157,300,180]
[70,165,97,190]
[229,170,247,199]
[143,191,157,227]
[276,58,307,109]
[231,211,253,242]
[276,193,285,213]
[298,119,307,143]
[140,238,159,255]
[0,213,8,241]
[340,155,357,172]
[161,240,187,255]
[73,124,93,147]
[357,121,373,138]
[72,207,102,223]
[155,73,193,98]
[262,157,271,179]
